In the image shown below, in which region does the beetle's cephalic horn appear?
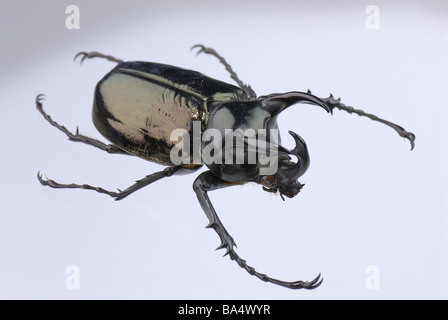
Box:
[289,130,310,178]
[262,91,331,116]
[280,130,310,180]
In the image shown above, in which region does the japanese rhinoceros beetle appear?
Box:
[35,44,415,290]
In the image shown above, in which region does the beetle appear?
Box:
[35,44,415,290]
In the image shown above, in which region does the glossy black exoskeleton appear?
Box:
[35,45,415,289]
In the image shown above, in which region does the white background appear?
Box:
[1,0,447,299]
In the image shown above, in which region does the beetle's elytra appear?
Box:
[36,45,415,290]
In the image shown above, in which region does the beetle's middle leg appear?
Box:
[191,44,257,99]
[193,170,322,290]
[35,94,127,155]
[37,165,195,201]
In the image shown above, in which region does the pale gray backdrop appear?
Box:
[1,0,447,299]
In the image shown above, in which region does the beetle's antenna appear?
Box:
[191,44,257,99]
[309,91,416,150]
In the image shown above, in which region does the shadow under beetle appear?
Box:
[36,44,415,289]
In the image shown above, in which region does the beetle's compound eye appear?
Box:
[260,175,275,186]
[260,175,278,193]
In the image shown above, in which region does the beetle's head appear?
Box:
[255,91,330,199]
[205,91,328,193]
[260,130,310,200]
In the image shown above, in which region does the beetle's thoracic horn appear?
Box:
[262,91,331,116]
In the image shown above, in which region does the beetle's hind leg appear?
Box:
[74,51,123,64]
[191,44,257,99]
[193,171,322,290]
[35,94,127,154]
[38,165,187,201]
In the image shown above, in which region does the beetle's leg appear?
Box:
[74,51,123,64]
[193,171,322,290]
[191,44,257,99]
[310,91,416,150]
[37,165,188,201]
[35,94,127,154]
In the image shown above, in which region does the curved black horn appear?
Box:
[286,130,310,179]
[263,91,331,116]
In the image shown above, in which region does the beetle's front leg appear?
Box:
[193,171,237,252]
[308,91,416,150]
[74,51,123,64]
[35,94,127,155]
[193,171,322,290]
